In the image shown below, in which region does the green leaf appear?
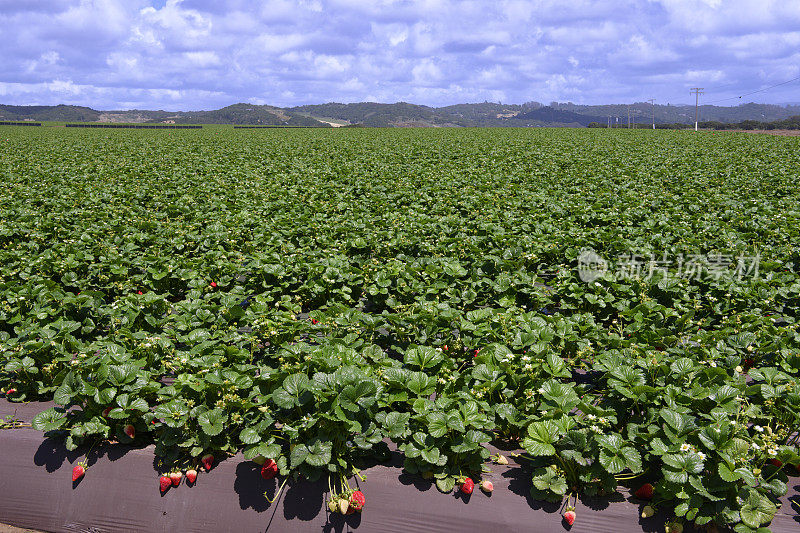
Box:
[719,462,741,482]
[421,448,440,465]
[404,346,444,370]
[304,440,332,467]
[427,412,449,438]
[382,412,410,438]
[739,490,776,528]
[240,428,262,444]
[31,408,67,432]
[197,409,227,436]
[290,444,309,468]
[436,476,455,493]
[523,420,558,456]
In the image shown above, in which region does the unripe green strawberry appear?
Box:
[665,522,683,533]
[641,505,655,518]
[328,500,338,513]
[338,498,349,514]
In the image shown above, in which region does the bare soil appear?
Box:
[0,524,43,533]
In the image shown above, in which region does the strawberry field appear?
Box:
[1,126,799,532]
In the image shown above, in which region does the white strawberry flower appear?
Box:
[753,425,764,433]
[767,448,777,456]
[680,443,691,452]
[696,452,706,461]
[752,443,761,451]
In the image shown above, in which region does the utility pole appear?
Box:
[648,98,656,129]
[690,88,704,131]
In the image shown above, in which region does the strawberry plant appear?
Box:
[0,126,798,529]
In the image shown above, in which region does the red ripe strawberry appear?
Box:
[159,475,171,492]
[634,483,654,500]
[442,345,448,351]
[72,464,86,482]
[480,480,494,493]
[201,454,214,471]
[473,349,479,358]
[261,459,278,480]
[123,424,135,439]
[349,490,365,511]
[6,388,16,395]
[210,282,217,288]
[101,406,112,418]
[169,472,182,486]
[769,459,783,468]
[460,477,474,495]
[563,510,576,525]
[311,318,319,325]
[137,290,143,295]
[743,358,754,370]
[186,469,197,484]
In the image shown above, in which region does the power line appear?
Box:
[702,74,800,105]
[690,88,704,131]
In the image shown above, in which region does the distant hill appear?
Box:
[163,103,329,126]
[0,103,331,127]
[551,101,800,126]
[0,104,101,122]
[2,101,799,127]
[290,102,448,127]
[514,107,605,126]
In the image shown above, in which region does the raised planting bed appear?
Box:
[2,399,799,533]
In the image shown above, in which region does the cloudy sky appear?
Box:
[1,0,799,110]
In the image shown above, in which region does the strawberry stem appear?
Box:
[265,477,289,504]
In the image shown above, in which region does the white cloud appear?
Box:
[412,58,443,85]
[0,0,798,108]
[183,51,221,67]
